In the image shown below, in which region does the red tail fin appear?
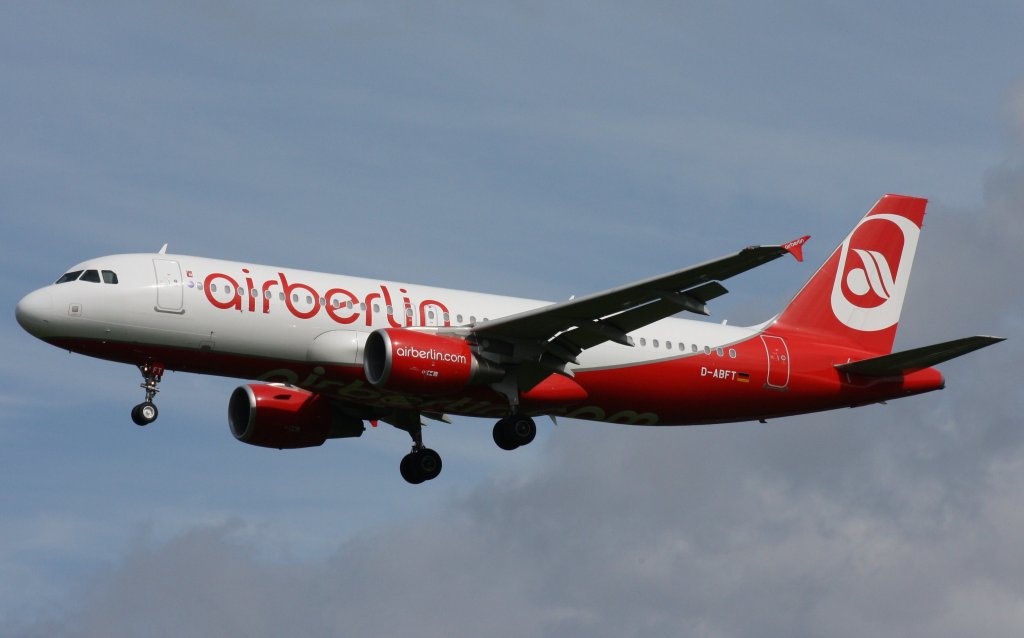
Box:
[771,194,927,355]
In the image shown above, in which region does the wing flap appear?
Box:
[835,335,1005,377]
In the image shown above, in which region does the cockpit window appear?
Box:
[102,270,119,284]
[79,270,101,283]
[55,270,83,284]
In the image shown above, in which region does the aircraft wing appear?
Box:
[463,236,809,389]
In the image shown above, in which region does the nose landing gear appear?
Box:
[131,361,164,426]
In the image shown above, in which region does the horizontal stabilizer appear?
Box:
[835,335,1005,377]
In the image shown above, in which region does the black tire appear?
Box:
[493,418,519,450]
[131,401,158,426]
[416,448,443,481]
[400,453,425,484]
[400,449,442,484]
[509,415,536,446]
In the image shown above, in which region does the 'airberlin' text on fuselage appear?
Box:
[202,270,452,328]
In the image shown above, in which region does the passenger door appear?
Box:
[153,259,184,314]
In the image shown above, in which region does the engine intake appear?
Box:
[228,384,362,449]
[363,328,502,394]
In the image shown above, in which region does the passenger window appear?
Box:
[678,342,686,351]
[652,339,659,348]
[319,297,325,306]
[692,344,698,353]
[729,348,737,358]
[251,289,258,298]
[374,304,380,313]
[716,348,724,357]
[265,290,272,299]
[666,341,672,349]
[457,314,463,323]
[55,270,84,284]
[639,338,647,346]
[292,293,299,303]
[237,287,244,297]
[80,270,101,283]
[428,311,435,319]
[443,312,450,322]
[101,270,118,284]
[278,292,284,300]
[307,296,314,305]
[406,307,414,317]
[386,305,393,315]
[704,346,711,355]
[470,316,476,323]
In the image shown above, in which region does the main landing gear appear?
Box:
[392,413,443,485]
[391,412,538,484]
[492,414,537,451]
[490,378,538,452]
[131,361,164,426]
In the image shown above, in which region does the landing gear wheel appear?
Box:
[131,401,158,426]
[400,448,443,484]
[493,418,518,450]
[493,415,536,450]
[509,415,537,447]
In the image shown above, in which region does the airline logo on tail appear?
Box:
[830,213,920,332]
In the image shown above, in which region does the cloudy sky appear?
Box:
[2,2,1023,636]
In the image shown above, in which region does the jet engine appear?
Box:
[228,384,361,449]
[363,328,502,394]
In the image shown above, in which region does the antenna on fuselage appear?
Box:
[158,244,168,254]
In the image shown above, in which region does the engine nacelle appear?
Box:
[228,384,360,449]
[363,328,502,394]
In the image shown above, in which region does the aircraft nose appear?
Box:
[15,289,53,337]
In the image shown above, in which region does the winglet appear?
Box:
[782,235,810,262]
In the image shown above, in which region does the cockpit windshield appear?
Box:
[54,269,119,284]
[55,270,83,284]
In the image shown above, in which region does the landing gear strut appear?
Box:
[492,414,537,451]
[393,413,443,484]
[131,361,164,426]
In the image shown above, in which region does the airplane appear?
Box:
[15,194,1004,484]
